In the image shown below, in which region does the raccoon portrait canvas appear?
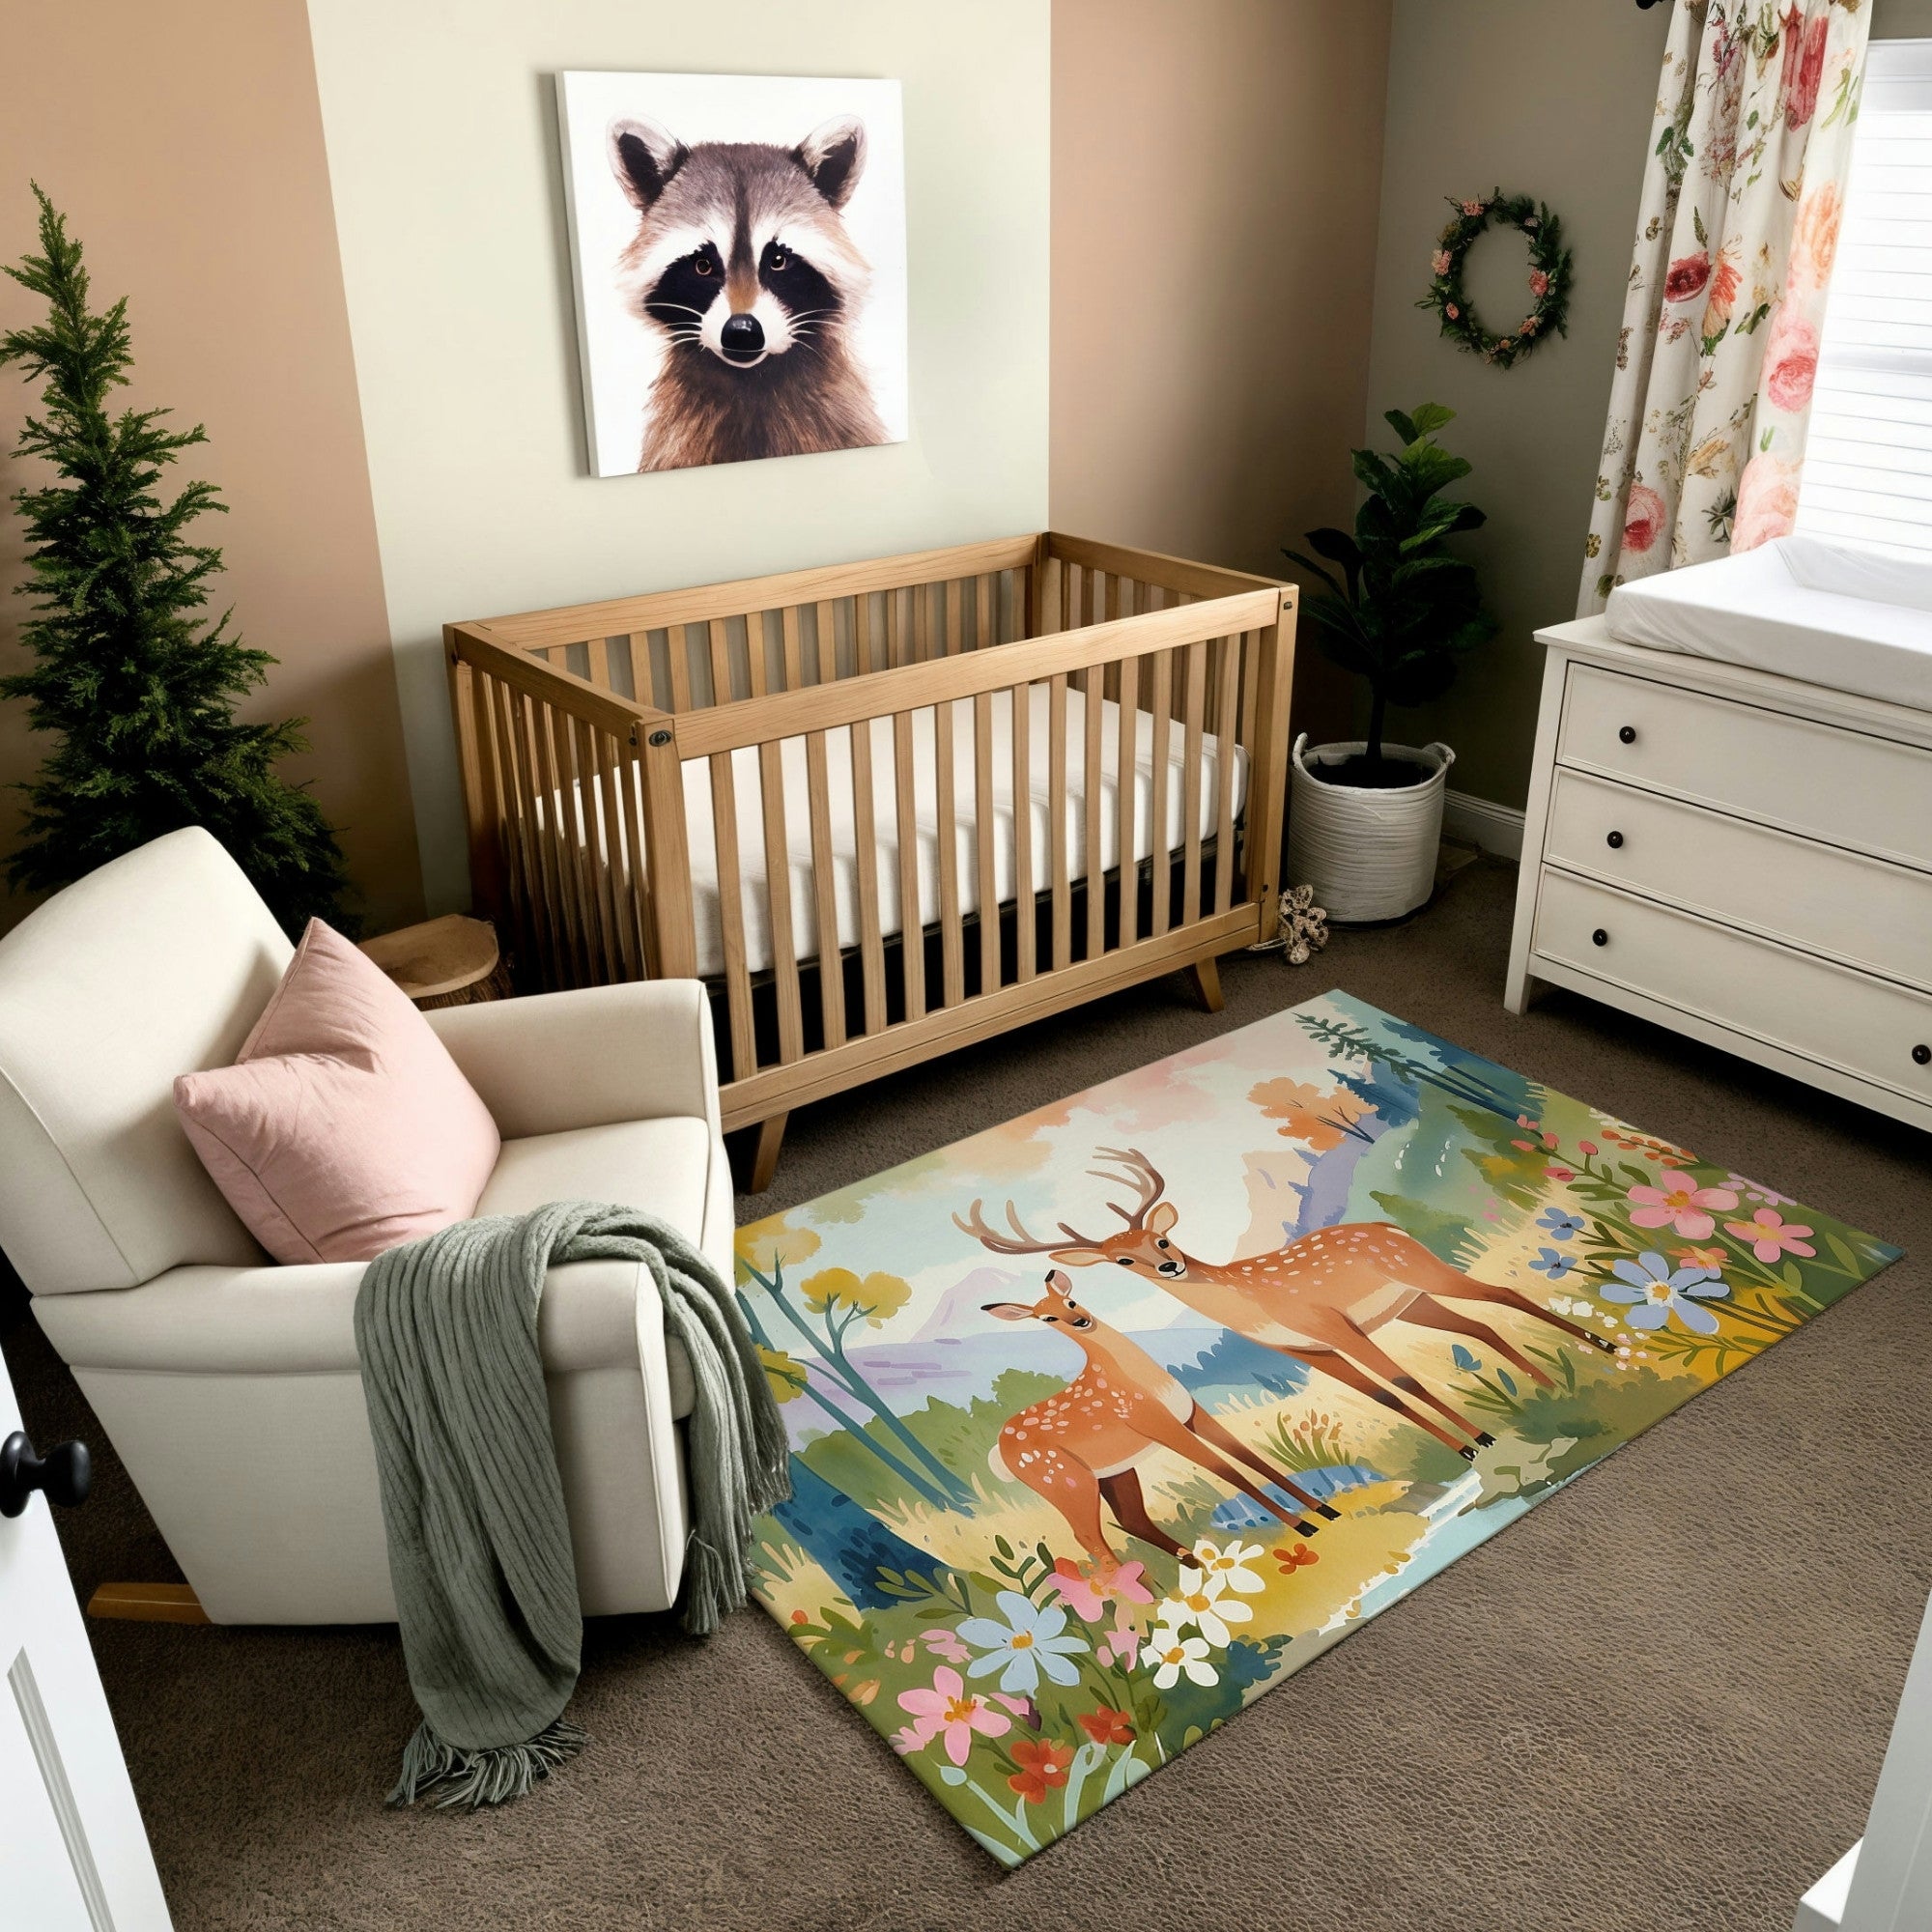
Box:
[557,73,909,479]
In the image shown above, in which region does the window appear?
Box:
[1798,40,1932,557]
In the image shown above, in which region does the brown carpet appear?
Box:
[6,857,1928,1932]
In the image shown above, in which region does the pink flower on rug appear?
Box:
[890,1721,933,1755]
[897,1665,1012,1766]
[1735,454,1802,552]
[1764,306,1821,414]
[1046,1557,1152,1621]
[1724,1207,1816,1263]
[1664,251,1712,304]
[1097,1613,1141,1671]
[919,1627,971,1664]
[1627,1174,1739,1239]
[1622,482,1668,556]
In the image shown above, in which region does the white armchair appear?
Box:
[0,829,728,1625]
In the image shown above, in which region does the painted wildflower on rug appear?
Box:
[734,993,1899,1865]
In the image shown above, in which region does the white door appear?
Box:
[0,1353,170,1931]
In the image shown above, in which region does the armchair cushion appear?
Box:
[173,920,499,1264]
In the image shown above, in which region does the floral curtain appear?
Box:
[1579,0,1871,614]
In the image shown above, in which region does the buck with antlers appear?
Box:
[957,1149,1615,1461]
[981,1269,1338,1568]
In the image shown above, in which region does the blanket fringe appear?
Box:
[387,1716,589,1810]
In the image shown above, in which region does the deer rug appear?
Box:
[733,991,1899,1866]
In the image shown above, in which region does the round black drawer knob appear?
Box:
[1915,1044,1931,1066]
[1605,830,1625,849]
[1618,724,1637,745]
[1591,928,1609,948]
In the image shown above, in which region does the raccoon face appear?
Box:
[609,115,870,373]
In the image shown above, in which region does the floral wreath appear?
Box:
[1417,189,1573,370]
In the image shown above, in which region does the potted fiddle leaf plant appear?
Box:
[1282,403,1498,923]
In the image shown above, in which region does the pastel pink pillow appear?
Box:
[174,920,500,1264]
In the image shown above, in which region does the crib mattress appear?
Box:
[556,684,1248,979]
[1604,535,1932,712]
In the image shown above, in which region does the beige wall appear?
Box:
[1364,0,1932,816]
[0,0,422,934]
[1050,0,1393,741]
[1360,0,1673,813]
[307,0,1053,915]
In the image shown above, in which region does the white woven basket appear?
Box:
[1286,733,1455,923]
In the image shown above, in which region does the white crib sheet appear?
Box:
[555,684,1249,978]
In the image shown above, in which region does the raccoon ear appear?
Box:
[793,116,867,211]
[609,117,688,211]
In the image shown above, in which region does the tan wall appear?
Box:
[1049,0,1394,741]
[0,0,421,935]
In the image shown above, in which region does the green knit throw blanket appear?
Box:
[354,1200,790,1809]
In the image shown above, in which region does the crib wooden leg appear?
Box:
[749,1113,789,1193]
[1186,955,1225,1014]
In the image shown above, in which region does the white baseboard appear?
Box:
[1441,788,1526,861]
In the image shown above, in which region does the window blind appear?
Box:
[1798,40,1932,557]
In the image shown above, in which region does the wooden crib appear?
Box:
[445,532,1296,1186]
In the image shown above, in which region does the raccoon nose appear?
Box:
[720,314,765,360]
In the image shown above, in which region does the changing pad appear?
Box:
[551,683,1248,980]
[1603,535,1932,712]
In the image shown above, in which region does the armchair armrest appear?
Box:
[426,980,720,1141]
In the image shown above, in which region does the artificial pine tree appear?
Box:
[0,185,353,938]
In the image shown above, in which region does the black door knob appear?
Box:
[1618,725,1637,745]
[1591,927,1609,947]
[0,1432,90,1519]
[1605,830,1625,849]
[1914,1044,1931,1066]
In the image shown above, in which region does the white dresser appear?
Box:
[1506,617,1932,1133]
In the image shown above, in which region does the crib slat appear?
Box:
[1082,664,1104,959]
[510,688,564,981]
[781,606,805,692]
[913,585,931,665]
[975,574,993,653]
[934,696,964,1007]
[709,751,756,1079]
[804,729,846,1048]
[490,678,540,972]
[946,580,963,660]
[1058,559,1075,635]
[550,703,599,986]
[746,614,770,699]
[1116,654,1141,951]
[1011,679,1036,981]
[856,593,876,676]
[1048,673,1071,972]
[1213,634,1241,914]
[758,740,805,1063]
[893,710,924,1024]
[1148,649,1173,938]
[668,627,695,712]
[848,713,889,1034]
[526,695,579,985]
[586,638,611,690]
[590,724,641,980]
[1181,639,1207,928]
[707,619,733,709]
[974,691,999,995]
[569,715,619,982]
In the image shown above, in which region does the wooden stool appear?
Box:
[358,915,510,1009]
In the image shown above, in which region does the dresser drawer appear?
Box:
[1545,769,1932,992]
[1532,869,1932,1105]
[1557,663,1932,872]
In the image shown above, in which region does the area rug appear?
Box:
[732,992,1899,1866]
